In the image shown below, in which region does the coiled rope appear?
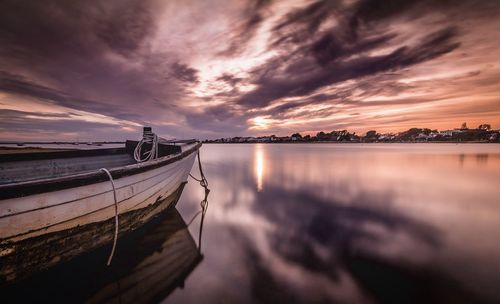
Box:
[133,132,159,162]
[188,150,210,252]
[100,168,119,266]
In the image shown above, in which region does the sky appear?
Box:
[1,0,500,141]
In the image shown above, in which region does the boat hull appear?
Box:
[0,181,188,283]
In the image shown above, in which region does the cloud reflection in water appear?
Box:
[172,143,500,304]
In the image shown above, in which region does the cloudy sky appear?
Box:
[1,0,499,140]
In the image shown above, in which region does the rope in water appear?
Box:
[190,149,209,187]
[100,168,119,266]
[188,150,210,252]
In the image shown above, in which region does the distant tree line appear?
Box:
[204,122,500,143]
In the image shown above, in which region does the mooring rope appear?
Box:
[188,150,210,251]
[100,168,119,266]
[190,150,209,187]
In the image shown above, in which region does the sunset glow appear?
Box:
[251,116,272,130]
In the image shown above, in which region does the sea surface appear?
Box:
[3,143,500,303]
[170,143,500,304]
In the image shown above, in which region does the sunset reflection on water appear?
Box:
[254,145,265,192]
[171,143,500,304]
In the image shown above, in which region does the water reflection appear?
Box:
[171,143,500,304]
[254,145,265,192]
[0,208,204,304]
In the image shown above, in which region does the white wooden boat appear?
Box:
[0,128,201,282]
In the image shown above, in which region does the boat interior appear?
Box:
[0,140,197,185]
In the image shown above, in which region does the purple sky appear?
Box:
[1,0,500,141]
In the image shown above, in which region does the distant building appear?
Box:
[440,130,454,137]
[416,133,429,140]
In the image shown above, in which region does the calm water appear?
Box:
[3,143,500,303]
[170,143,500,304]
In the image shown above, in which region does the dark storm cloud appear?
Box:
[0,0,156,65]
[0,71,142,121]
[94,1,156,56]
[271,0,338,48]
[238,30,460,108]
[244,0,272,31]
[237,0,462,109]
[348,0,421,32]
[0,0,193,131]
[272,0,433,48]
[171,62,199,83]
[217,74,243,87]
[218,0,272,56]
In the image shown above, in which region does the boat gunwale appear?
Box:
[0,142,202,200]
